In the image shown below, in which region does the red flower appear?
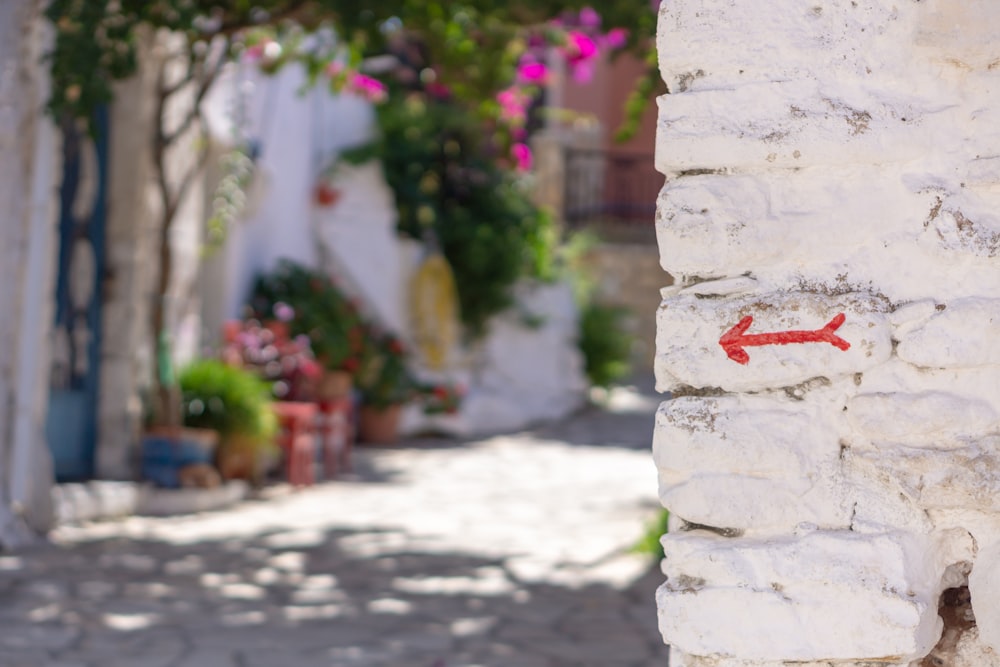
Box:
[387,338,405,355]
[432,385,450,400]
[300,359,323,379]
[315,183,341,207]
[341,357,360,373]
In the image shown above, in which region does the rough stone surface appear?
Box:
[657,530,944,662]
[653,0,1000,663]
[654,395,849,532]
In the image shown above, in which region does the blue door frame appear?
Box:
[46,111,109,481]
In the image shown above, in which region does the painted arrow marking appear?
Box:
[719,313,851,365]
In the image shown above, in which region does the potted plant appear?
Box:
[220,317,324,402]
[177,359,279,484]
[250,260,369,399]
[355,334,416,444]
[417,381,466,416]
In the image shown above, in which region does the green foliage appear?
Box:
[249,260,369,373]
[578,302,633,388]
[46,1,658,132]
[179,359,278,446]
[631,508,670,561]
[615,47,664,143]
[355,335,417,409]
[363,94,557,338]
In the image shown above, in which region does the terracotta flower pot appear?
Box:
[358,404,403,445]
[317,370,353,401]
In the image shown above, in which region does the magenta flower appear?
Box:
[571,61,595,84]
[511,143,533,171]
[497,87,529,124]
[243,43,265,62]
[603,28,629,50]
[566,31,598,63]
[579,7,601,29]
[517,60,549,84]
[347,73,388,103]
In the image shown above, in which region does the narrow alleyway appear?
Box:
[1,381,669,667]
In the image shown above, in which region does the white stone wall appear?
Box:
[653,2,1000,665]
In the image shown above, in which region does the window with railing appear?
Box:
[563,147,660,235]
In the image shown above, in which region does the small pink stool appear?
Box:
[271,401,318,487]
[317,397,354,479]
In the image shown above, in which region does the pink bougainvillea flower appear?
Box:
[325,61,345,78]
[517,60,549,84]
[571,61,595,84]
[566,31,598,63]
[603,27,629,50]
[497,87,529,124]
[243,43,265,62]
[511,143,533,171]
[347,73,388,103]
[579,7,601,29]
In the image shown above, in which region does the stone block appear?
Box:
[852,440,1000,514]
[653,396,850,531]
[655,169,932,278]
[654,79,999,173]
[657,0,917,93]
[655,292,892,392]
[846,392,998,449]
[896,298,1000,368]
[670,649,910,667]
[657,530,943,662]
[919,187,1000,259]
[970,540,1000,654]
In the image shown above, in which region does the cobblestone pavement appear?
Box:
[1,383,670,667]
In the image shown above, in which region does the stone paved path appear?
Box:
[1,383,670,667]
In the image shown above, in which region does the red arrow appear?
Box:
[719,312,851,364]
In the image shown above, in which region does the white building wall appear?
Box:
[654,2,1000,665]
[0,0,59,546]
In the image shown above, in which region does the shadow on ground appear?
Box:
[0,526,668,667]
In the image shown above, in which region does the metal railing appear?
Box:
[563,147,660,234]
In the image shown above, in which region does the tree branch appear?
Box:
[163,133,211,224]
[215,0,312,36]
[161,39,229,148]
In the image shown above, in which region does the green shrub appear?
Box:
[179,360,277,450]
[578,302,633,388]
[632,509,670,561]
[346,95,557,339]
[355,334,418,410]
[249,259,370,373]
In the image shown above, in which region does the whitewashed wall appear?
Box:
[202,65,588,436]
[201,63,383,335]
[654,2,1000,665]
[0,0,59,547]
